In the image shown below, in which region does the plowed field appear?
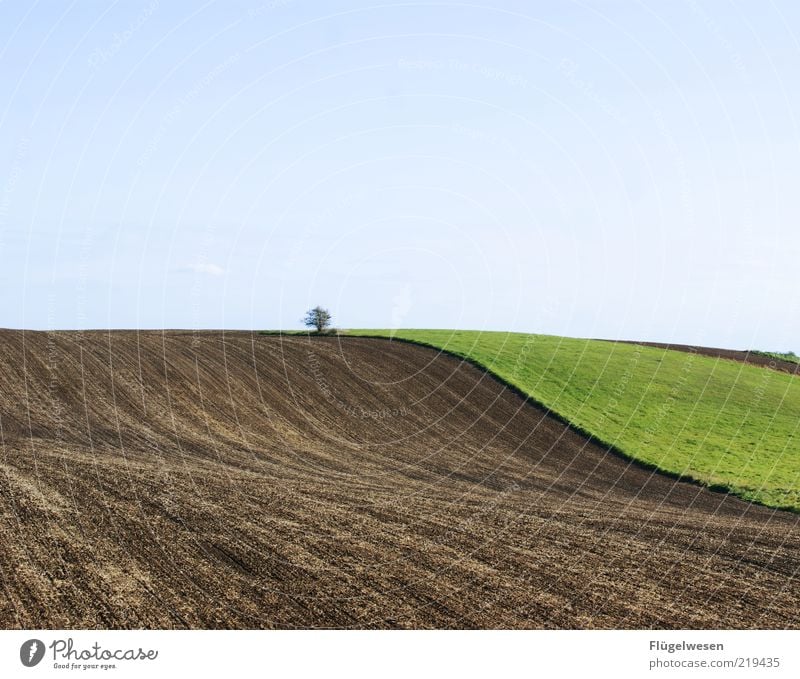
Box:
[0,331,797,628]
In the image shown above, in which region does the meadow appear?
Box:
[349,330,800,511]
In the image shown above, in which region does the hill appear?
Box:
[348,330,800,511]
[0,330,797,628]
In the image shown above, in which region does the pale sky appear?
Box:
[1,1,798,350]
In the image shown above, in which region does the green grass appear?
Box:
[347,329,800,511]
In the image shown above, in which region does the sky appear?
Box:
[0,0,798,350]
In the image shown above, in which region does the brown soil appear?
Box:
[611,340,800,375]
[0,330,797,629]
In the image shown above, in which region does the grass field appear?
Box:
[348,330,800,511]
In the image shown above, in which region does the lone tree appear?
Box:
[303,306,332,333]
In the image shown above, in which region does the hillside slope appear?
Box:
[0,330,798,628]
[348,330,800,510]
[616,340,800,376]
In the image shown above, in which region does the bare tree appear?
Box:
[303,306,332,333]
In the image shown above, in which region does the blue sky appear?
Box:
[1,1,798,349]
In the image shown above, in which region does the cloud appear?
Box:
[390,284,412,329]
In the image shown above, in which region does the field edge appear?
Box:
[344,331,799,515]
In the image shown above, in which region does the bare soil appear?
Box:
[0,330,797,629]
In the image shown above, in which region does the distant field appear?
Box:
[752,350,800,366]
[348,330,800,511]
